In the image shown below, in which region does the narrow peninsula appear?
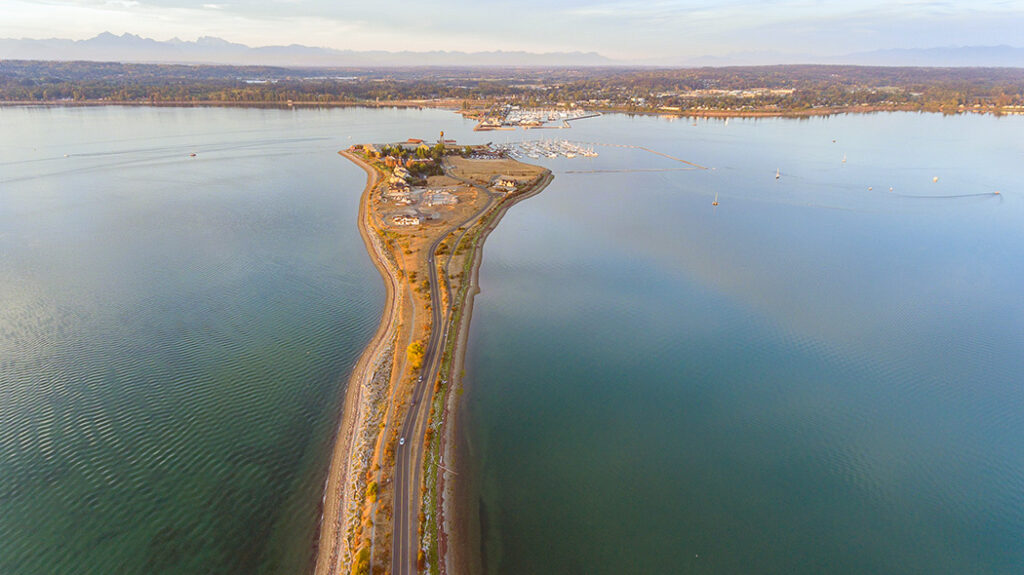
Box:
[315,137,551,575]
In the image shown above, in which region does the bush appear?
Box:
[407,340,425,370]
[351,546,371,575]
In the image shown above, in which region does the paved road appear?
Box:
[390,165,500,575]
[390,227,455,575]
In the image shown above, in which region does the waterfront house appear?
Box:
[492,175,518,192]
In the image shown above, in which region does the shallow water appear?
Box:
[465,112,1024,574]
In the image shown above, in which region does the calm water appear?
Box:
[465,113,1024,574]
[2,107,1023,575]
[0,105,477,574]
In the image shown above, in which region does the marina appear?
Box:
[474,105,601,131]
[490,139,599,160]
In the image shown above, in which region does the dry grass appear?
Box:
[444,156,547,185]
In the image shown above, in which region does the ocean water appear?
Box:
[0,105,476,574]
[464,113,1024,574]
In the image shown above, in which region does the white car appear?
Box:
[399,437,405,446]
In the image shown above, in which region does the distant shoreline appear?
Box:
[3,100,1020,118]
[0,99,461,110]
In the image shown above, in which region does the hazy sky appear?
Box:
[2,0,1023,59]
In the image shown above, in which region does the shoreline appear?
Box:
[0,100,462,110]
[4,100,1020,118]
[316,148,550,575]
[438,170,554,575]
[314,151,397,575]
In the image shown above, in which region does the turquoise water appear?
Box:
[465,113,1024,574]
[0,105,476,574]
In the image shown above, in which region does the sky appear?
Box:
[2,0,1023,60]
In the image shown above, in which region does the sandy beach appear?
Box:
[315,151,398,575]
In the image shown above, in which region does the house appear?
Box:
[492,175,518,192]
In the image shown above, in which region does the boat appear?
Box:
[776,168,780,180]
[712,192,719,206]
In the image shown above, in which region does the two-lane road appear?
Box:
[391,229,450,575]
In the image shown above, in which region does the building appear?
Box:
[392,215,420,226]
[424,191,458,206]
[492,175,518,192]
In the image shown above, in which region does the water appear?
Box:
[0,105,476,574]
[3,107,1022,574]
[465,113,1024,574]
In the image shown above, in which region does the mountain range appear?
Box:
[1,33,1023,68]
[0,32,613,67]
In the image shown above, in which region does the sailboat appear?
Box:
[712,192,719,206]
